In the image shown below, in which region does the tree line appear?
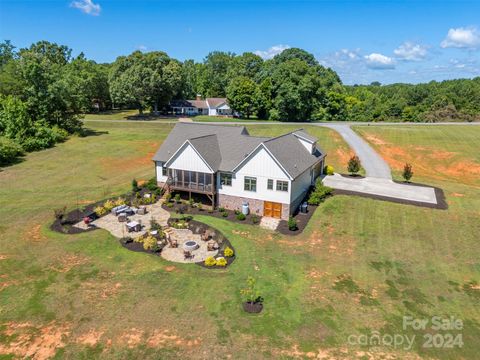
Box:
[1,40,479,164]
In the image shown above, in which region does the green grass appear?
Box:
[0,122,479,359]
[194,115,274,123]
[82,109,177,121]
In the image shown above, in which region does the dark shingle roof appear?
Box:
[153,123,324,179]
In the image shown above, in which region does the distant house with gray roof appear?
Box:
[170,95,232,116]
[153,123,326,219]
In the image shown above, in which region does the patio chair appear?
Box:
[184,250,194,260]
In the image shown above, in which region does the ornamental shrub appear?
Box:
[347,155,361,175]
[236,213,246,221]
[403,163,413,182]
[324,165,334,175]
[224,247,234,257]
[114,197,126,207]
[288,216,298,231]
[251,214,259,224]
[165,193,172,202]
[103,199,115,211]
[166,202,174,208]
[94,206,107,216]
[216,257,227,267]
[205,256,217,267]
[143,235,157,250]
[307,180,333,205]
[221,211,228,217]
[132,178,139,193]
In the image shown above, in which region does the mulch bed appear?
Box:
[162,202,261,226]
[119,238,162,255]
[334,181,448,210]
[277,204,319,236]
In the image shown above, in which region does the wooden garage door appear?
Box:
[264,201,282,218]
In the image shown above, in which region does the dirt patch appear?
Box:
[430,150,457,160]
[0,254,9,260]
[77,329,104,347]
[0,321,70,360]
[49,254,89,273]
[80,280,122,301]
[451,192,465,197]
[24,224,47,242]
[364,133,389,145]
[119,328,144,348]
[335,148,355,165]
[164,265,176,272]
[99,141,159,173]
[146,329,201,348]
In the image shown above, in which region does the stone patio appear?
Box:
[74,202,170,239]
[74,201,218,263]
[260,216,280,231]
[161,229,218,263]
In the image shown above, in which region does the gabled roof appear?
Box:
[206,98,227,108]
[170,99,208,109]
[153,123,324,179]
[293,130,317,143]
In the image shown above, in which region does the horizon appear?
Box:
[0,0,479,85]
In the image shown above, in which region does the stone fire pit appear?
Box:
[183,240,199,251]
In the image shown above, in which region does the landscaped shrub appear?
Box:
[216,257,227,267]
[234,209,240,215]
[307,180,333,205]
[134,236,144,243]
[403,163,413,182]
[103,199,115,212]
[143,235,157,251]
[347,155,361,175]
[288,216,298,231]
[150,218,161,230]
[146,177,159,192]
[94,206,107,216]
[189,198,194,207]
[221,211,228,217]
[53,206,66,220]
[324,165,334,175]
[114,197,126,207]
[174,194,181,203]
[218,207,226,212]
[165,193,172,202]
[224,247,234,257]
[205,256,217,267]
[132,178,139,193]
[236,213,246,221]
[251,214,259,224]
[166,202,174,208]
[197,203,203,211]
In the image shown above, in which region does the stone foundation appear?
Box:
[218,194,291,220]
[218,194,264,217]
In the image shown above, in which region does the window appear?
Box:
[276,180,288,192]
[267,179,274,190]
[220,172,232,186]
[162,167,168,176]
[244,177,257,192]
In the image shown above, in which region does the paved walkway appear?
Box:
[259,217,280,231]
[323,174,437,204]
[322,124,392,179]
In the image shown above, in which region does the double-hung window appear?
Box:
[267,179,274,190]
[220,173,232,186]
[244,177,257,192]
[162,166,168,176]
[276,180,288,192]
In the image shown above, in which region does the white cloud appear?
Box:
[364,53,395,69]
[136,45,148,51]
[254,44,290,59]
[394,42,429,61]
[71,0,101,16]
[441,27,480,49]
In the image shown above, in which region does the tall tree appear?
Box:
[226,76,259,118]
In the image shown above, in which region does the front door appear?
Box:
[264,201,282,218]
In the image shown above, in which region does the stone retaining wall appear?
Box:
[218,194,264,217]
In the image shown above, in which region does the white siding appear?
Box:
[218,147,291,204]
[166,143,213,173]
[208,108,217,116]
[290,167,313,204]
[296,137,315,154]
[156,161,168,183]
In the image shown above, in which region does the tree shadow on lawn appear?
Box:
[78,128,109,138]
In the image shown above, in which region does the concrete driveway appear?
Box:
[322,124,392,179]
[323,174,438,205]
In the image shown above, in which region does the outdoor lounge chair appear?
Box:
[184,250,194,260]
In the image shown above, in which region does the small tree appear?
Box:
[347,155,361,175]
[403,163,413,182]
[132,178,139,192]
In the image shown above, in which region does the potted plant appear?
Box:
[240,276,264,313]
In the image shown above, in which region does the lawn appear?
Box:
[82,110,177,121]
[0,122,479,359]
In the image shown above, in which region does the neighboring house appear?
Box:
[170,96,232,116]
[153,123,326,220]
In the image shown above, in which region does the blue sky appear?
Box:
[0,0,479,84]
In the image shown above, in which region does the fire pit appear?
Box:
[183,240,199,251]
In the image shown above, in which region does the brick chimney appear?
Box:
[196,94,202,101]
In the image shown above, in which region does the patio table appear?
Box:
[126,221,141,232]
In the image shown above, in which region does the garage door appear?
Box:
[264,201,282,218]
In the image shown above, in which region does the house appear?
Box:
[152,123,326,219]
[170,96,232,116]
